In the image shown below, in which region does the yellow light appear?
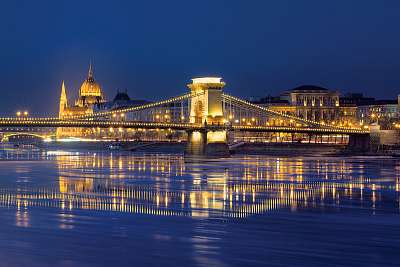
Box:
[191,131,202,142]
[251,117,255,122]
[192,77,222,84]
[242,118,246,122]
[120,113,125,117]
[24,111,28,116]
[16,111,21,117]
[155,115,160,119]
[112,114,117,118]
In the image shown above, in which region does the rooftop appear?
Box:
[289,85,332,92]
[192,77,223,84]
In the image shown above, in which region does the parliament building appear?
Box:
[57,64,106,138]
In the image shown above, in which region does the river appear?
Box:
[0,144,399,266]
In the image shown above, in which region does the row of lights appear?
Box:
[0,118,367,134]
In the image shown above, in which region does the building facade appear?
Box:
[250,85,361,127]
[280,85,340,123]
[56,65,184,141]
[340,93,399,128]
[357,101,398,129]
[57,64,106,138]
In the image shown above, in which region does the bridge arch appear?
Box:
[1,133,52,143]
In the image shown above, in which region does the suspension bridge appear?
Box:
[0,77,370,155]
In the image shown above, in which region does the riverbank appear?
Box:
[21,141,400,157]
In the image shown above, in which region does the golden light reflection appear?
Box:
[0,153,398,223]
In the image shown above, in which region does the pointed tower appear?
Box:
[59,81,68,118]
[88,61,94,81]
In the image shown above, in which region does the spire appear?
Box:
[59,80,68,118]
[61,80,68,103]
[88,61,94,80]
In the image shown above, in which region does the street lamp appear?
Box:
[16,111,21,118]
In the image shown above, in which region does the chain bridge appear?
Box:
[0,77,370,155]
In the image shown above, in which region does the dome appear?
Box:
[79,64,104,98]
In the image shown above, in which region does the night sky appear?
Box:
[1,0,400,116]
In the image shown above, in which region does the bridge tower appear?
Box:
[186,77,229,156]
[187,77,225,124]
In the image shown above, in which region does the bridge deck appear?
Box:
[0,119,369,135]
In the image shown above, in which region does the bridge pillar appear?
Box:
[185,129,229,157]
[185,77,229,157]
[348,134,371,152]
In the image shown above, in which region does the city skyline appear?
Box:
[1,2,399,266]
[1,0,400,116]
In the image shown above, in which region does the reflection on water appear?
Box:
[1,151,399,219]
[0,145,399,266]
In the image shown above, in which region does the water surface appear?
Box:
[0,145,399,266]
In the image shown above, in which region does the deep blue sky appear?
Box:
[1,0,400,116]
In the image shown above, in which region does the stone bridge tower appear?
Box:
[187,77,225,125]
[186,77,229,156]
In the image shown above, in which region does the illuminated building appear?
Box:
[250,86,361,127]
[57,64,106,138]
[357,100,398,128]
[281,85,340,123]
[339,93,398,127]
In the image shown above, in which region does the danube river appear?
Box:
[0,145,399,266]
